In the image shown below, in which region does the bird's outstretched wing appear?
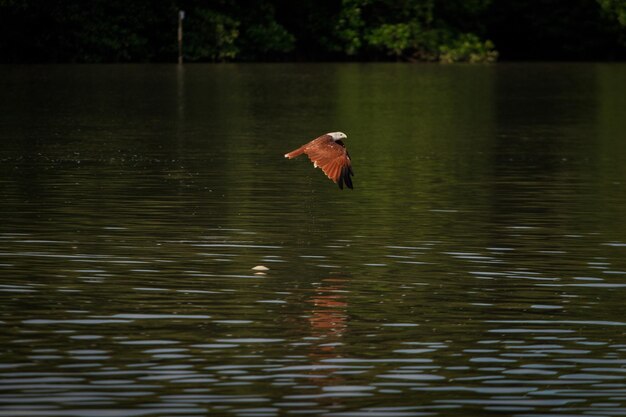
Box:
[303,137,354,189]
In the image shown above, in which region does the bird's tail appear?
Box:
[284,146,305,159]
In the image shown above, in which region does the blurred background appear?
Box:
[1,0,625,64]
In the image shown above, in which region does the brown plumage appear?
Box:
[284,132,354,190]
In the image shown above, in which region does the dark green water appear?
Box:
[1,63,626,417]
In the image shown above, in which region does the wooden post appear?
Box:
[178,10,185,65]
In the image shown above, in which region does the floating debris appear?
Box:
[252,265,269,271]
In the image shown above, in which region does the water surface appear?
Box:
[1,63,626,416]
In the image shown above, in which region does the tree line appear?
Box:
[1,0,624,63]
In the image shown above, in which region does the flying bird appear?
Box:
[284,132,354,189]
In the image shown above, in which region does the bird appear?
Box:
[284,132,354,189]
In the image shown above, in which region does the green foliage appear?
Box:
[0,0,178,62]
[597,0,626,50]
[234,3,294,60]
[333,0,496,62]
[185,9,239,62]
[487,0,624,60]
[334,1,365,56]
[598,0,626,26]
[439,33,498,63]
[0,0,623,62]
[366,23,414,58]
[241,21,294,57]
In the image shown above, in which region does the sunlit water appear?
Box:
[1,63,626,417]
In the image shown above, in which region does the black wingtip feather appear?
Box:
[343,167,353,189]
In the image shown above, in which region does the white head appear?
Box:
[327,132,347,141]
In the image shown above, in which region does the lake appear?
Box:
[1,63,626,417]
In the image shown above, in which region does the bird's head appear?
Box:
[328,132,347,142]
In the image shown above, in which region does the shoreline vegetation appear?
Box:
[1,0,625,64]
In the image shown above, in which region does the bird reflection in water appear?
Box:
[306,277,349,390]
